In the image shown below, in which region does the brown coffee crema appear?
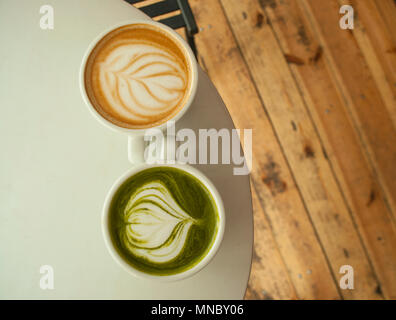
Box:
[84,24,192,129]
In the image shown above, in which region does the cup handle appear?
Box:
[128,134,177,165]
[128,135,146,164]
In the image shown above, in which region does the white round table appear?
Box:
[0,0,253,299]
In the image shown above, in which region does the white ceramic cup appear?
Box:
[102,164,226,281]
[79,20,198,164]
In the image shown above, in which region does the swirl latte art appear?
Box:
[84,24,192,129]
[109,167,219,276]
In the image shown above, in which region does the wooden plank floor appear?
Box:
[134,0,396,299]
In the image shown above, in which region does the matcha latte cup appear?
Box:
[102,164,225,281]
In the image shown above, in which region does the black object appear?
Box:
[124,0,198,57]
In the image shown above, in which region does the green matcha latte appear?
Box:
[108,166,219,276]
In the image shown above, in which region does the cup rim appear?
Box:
[102,164,226,281]
[79,19,198,136]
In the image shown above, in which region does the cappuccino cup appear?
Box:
[80,20,198,163]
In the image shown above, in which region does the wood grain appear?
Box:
[248,0,396,299]
[246,186,297,300]
[220,0,387,299]
[374,0,396,46]
[299,0,396,298]
[301,0,396,223]
[337,0,396,211]
[189,0,340,299]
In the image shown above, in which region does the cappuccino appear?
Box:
[84,24,193,129]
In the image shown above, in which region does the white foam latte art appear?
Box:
[99,43,187,123]
[121,181,197,264]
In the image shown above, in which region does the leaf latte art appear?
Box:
[84,24,191,129]
[121,181,197,264]
[108,167,219,276]
[100,44,187,123]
